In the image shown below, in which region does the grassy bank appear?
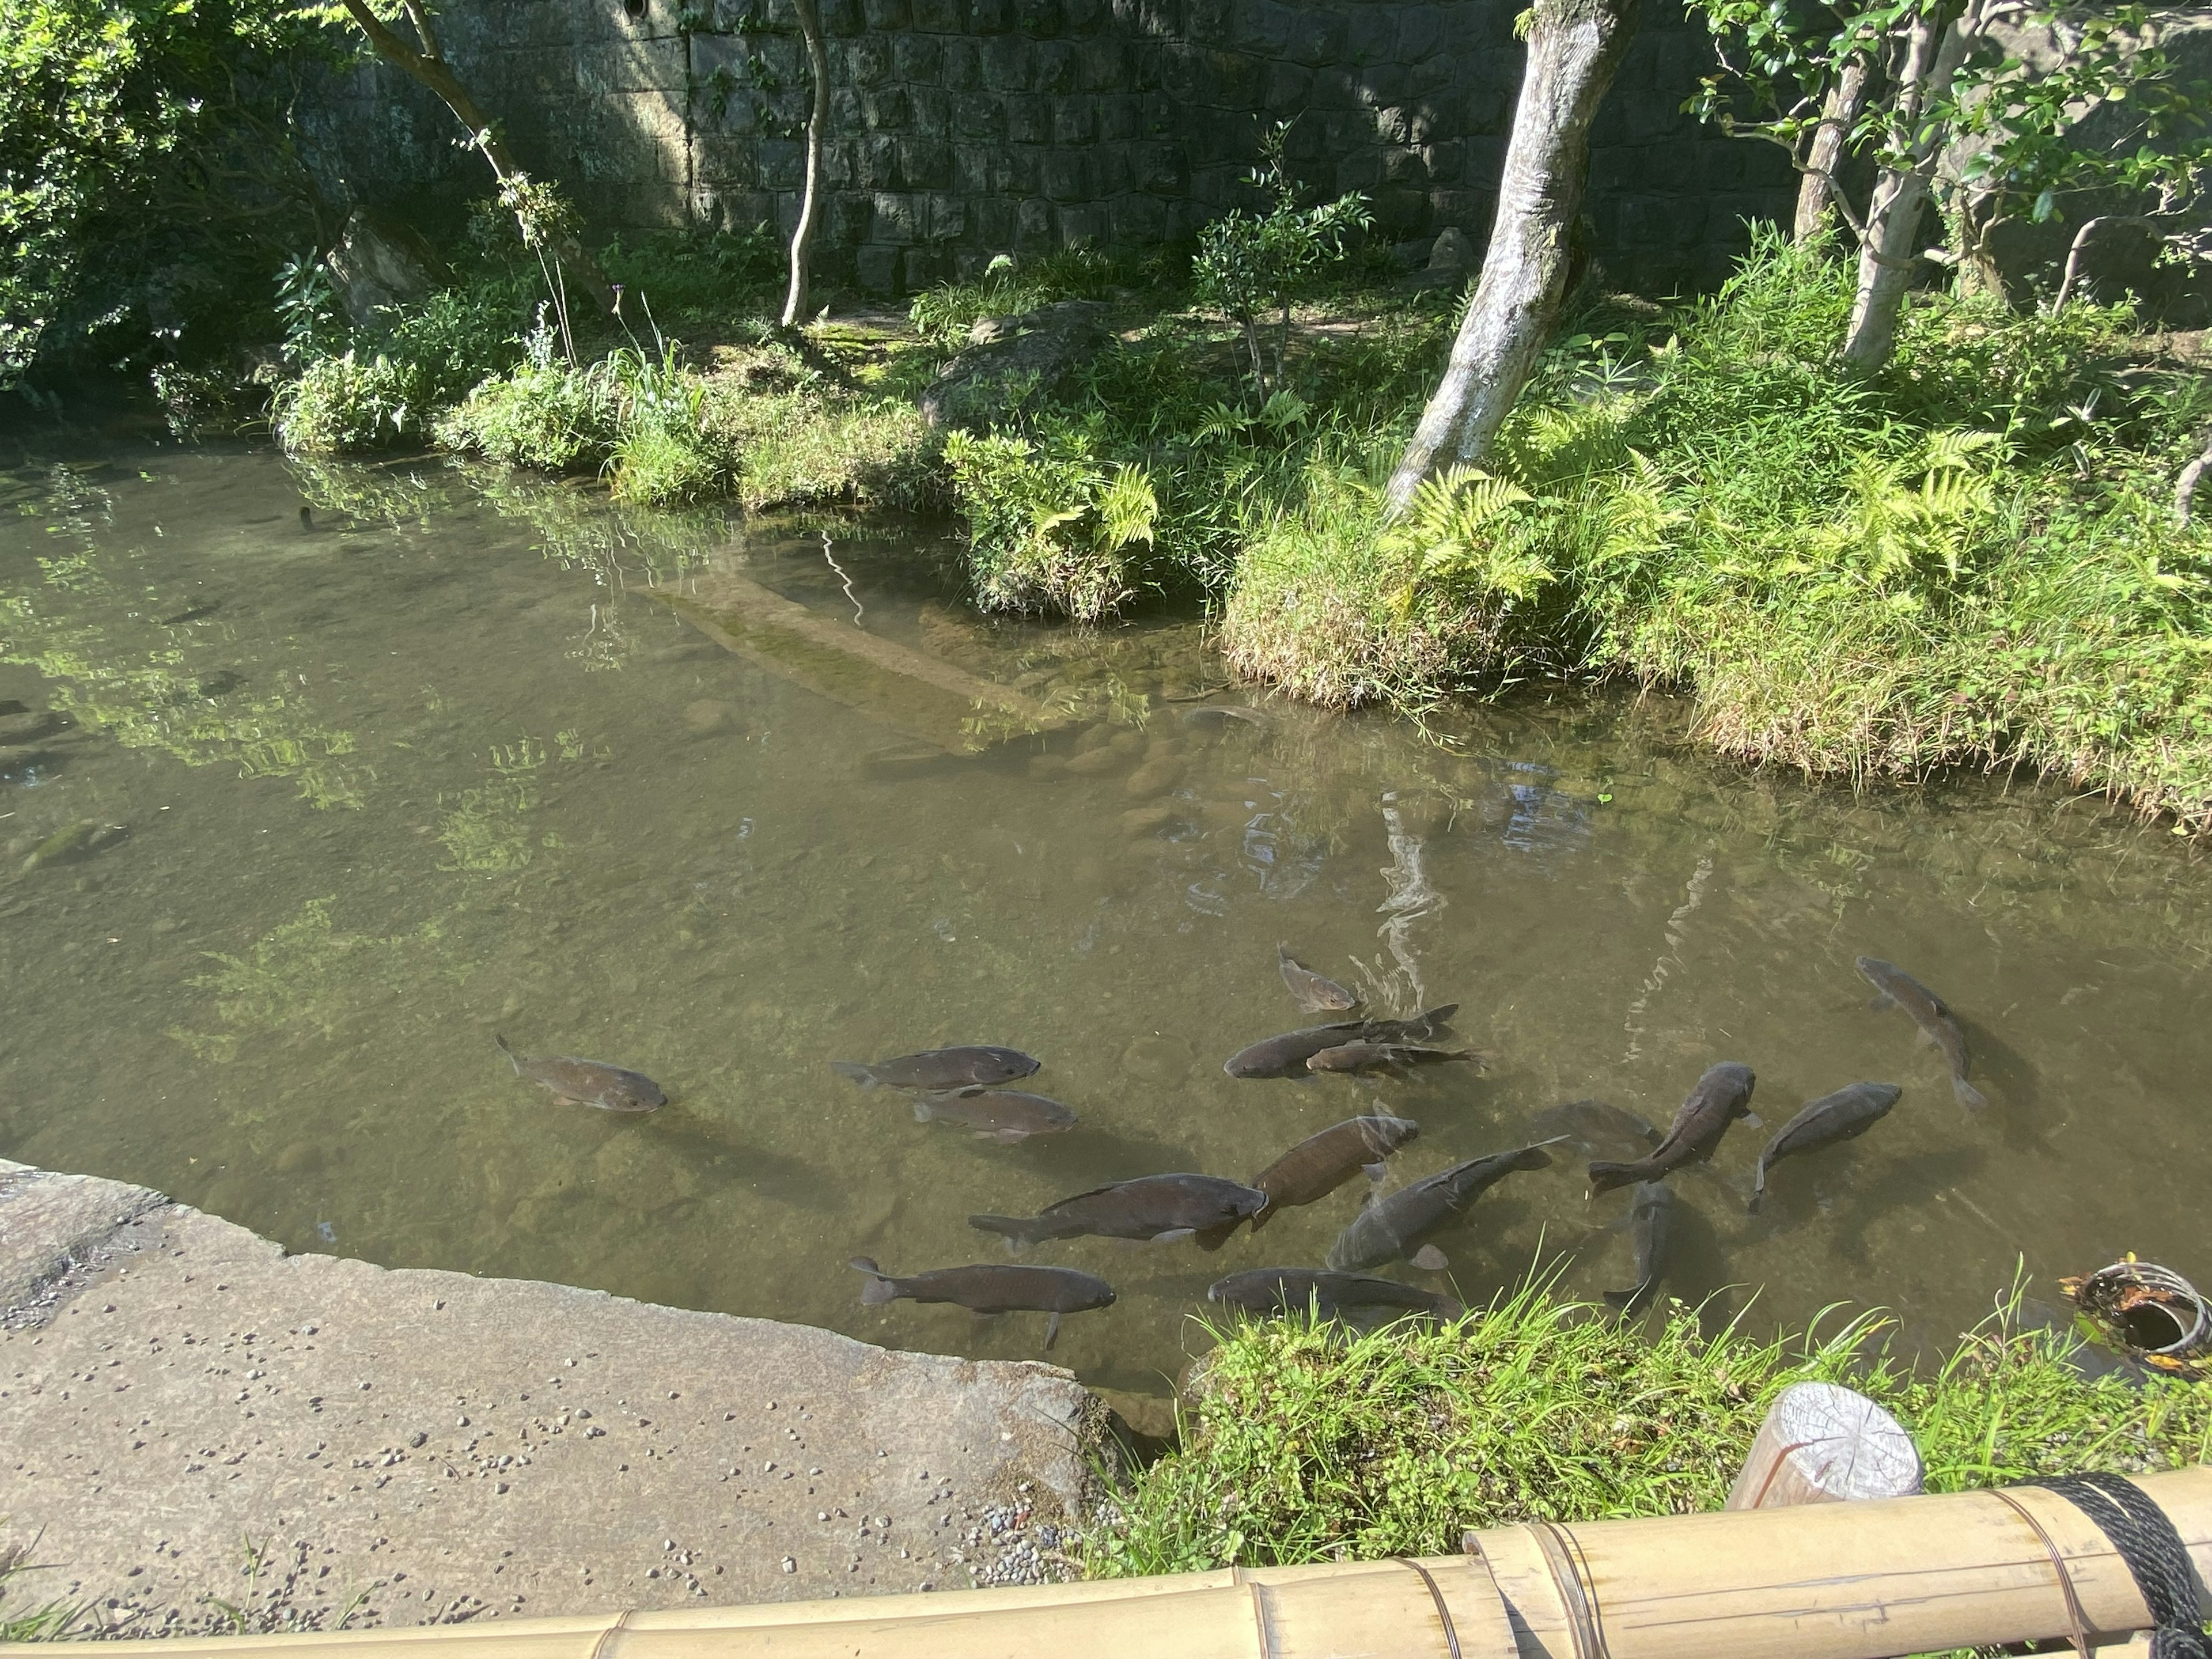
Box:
[1081,1275,2212,1578]
[251,222,2212,829]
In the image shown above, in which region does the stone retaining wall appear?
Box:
[308,0,1792,296]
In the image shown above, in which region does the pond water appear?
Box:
[3,441,2209,1397]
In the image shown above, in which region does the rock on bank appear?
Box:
[0,1159,1104,1637]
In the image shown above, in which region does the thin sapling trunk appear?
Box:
[336,0,615,312]
[1385,0,1641,512]
[1794,54,1873,241]
[779,0,830,328]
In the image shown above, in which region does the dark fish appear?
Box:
[1249,1115,1421,1230]
[1325,1140,1562,1272]
[1306,1043,1476,1076]
[1603,1182,1675,1314]
[1208,1268,1463,1323]
[849,1257,1113,1350]
[1858,956,1985,1109]
[911,1086,1075,1142]
[1529,1099,1663,1161]
[159,601,222,626]
[1749,1082,1901,1215]
[831,1046,1041,1090]
[0,700,27,717]
[1587,1062,1756,1196]
[1225,1006,1460,1079]
[20,819,126,872]
[300,505,314,530]
[970,1173,1267,1249]
[196,670,244,698]
[1278,944,1359,1013]
[0,710,67,746]
[1180,705,1270,729]
[496,1033,666,1112]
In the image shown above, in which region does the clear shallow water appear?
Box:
[3,442,2209,1396]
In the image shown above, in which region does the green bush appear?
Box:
[274,284,529,454]
[1,0,337,389]
[1084,1275,2212,1576]
[942,423,1159,620]
[437,357,620,472]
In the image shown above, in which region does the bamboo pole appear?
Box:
[13,1467,2210,1659]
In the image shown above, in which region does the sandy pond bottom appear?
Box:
[2,442,2208,1397]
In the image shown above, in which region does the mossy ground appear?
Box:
[1080,1274,2212,1582]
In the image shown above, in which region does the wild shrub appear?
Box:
[941,423,1159,620]
[272,285,528,454]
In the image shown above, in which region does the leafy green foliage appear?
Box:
[941,424,1158,620]
[272,286,531,453]
[1192,123,1372,401]
[1083,1274,2212,1575]
[0,0,339,388]
[907,248,1139,350]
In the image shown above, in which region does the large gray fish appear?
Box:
[1249,1115,1421,1230]
[911,1087,1075,1142]
[1603,1182,1675,1315]
[849,1257,1113,1350]
[970,1173,1267,1250]
[495,1034,666,1112]
[1325,1141,1562,1272]
[1749,1082,1901,1215]
[1224,1006,1460,1079]
[1306,1043,1477,1076]
[1529,1099,1662,1161]
[1857,957,1986,1110]
[1208,1268,1463,1324]
[1587,1062,1756,1196]
[1278,944,1360,1013]
[831,1046,1041,1090]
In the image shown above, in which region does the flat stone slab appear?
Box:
[0,1160,1103,1638]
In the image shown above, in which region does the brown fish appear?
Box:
[1224,1006,1460,1078]
[849,1257,1113,1350]
[496,1034,666,1112]
[911,1087,1075,1142]
[1586,1062,1756,1196]
[969,1173,1267,1249]
[1278,944,1360,1013]
[1249,1115,1421,1230]
[832,1046,1041,1090]
[1528,1099,1662,1161]
[1208,1268,1462,1323]
[1858,956,1986,1109]
[1306,1043,1477,1076]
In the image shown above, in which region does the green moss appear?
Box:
[1084,1275,2212,1577]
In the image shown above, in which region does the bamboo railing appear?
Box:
[12,1466,2206,1659]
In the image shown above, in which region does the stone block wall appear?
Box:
[309,0,1796,296]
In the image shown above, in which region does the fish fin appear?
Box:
[1953,1077,1988,1111]
[1192,1221,1240,1252]
[849,1259,899,1305]
[1043,1312,1060,1351]
[494,1034,522,1074]
[1362,1161,1389,1186]
[831,1060,877,1088]
[968,1213,1037,1247]
[1150,1228,1197,1245]
[1585,1160,1638,1197]
[1743,1111,1764,1130]
[1867,991,1898,1011]
[1745,1185,1765,1218]
[912,1099,934,1122]
[1411,1245,1449,1271]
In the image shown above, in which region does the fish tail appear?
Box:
[847,1257,901,1305]
[494,1034,522,1074]
[1746,1181,1766,1218]
[1512,1143,1557,1171]
[1953,1077,1988,1111]
[1414,1003,1460,1034]
[911,1097,934,1123]
[1586,1160,1641,1196]
[968,1213,1042,1246]
[1602,1282,1647,1313]
[830,1060,877,1088]
[1248,1200,1274,1233]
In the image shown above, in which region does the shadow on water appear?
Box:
[1804,1145,1993,1267]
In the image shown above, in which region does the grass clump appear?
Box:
[907,247,1145,349]
[1082,1275,2212,1576]
[270,284,531,454]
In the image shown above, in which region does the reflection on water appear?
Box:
[3,444,2210,1396]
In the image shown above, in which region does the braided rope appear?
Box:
[2031,1472,2211,1659]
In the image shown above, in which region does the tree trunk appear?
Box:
[1384,0,1641,514]
[1840,1,1984,368]
[1724,1382,1925,1510]
[337,0,615,313]
[780,0,831,329]
[1793,55,1872,242]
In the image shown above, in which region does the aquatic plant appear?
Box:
[1082,1272,2212,1575]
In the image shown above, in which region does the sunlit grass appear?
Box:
[1081,1271,2212,1577]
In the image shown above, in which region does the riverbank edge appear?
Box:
[0,1158,1112,1639]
